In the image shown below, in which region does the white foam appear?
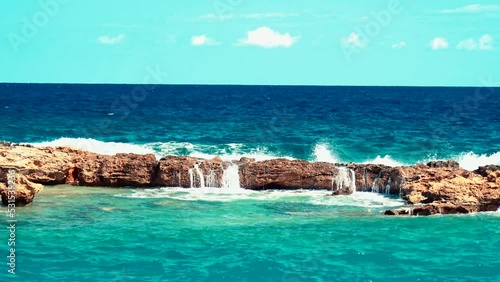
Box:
[28,138,156,156]
[27,138,292,161]
[309,192,404,208]
[144,141,293,161]
[313,143,339,163]
[222,163,241,189]
[455,151,500,171]
[115,188,404,208]
[363,155,404,167]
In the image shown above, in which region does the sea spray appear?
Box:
[313,143,339,163]
[222,163,241,190]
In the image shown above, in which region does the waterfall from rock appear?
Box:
[385,177,392,194]
[222,163,241,190]
[194,164,205,188]
[188,168,194,188]
[206,169,218,188]
[334,166,356,193]
[371,171,382,193]
[189,163,206,188]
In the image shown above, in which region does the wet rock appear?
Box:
[239,159,345,191]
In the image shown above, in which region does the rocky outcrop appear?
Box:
[347,163,404,194]
[70,152,158,187]
[152,156,227,188]
[0,173,44,206]
[239,159,354,193]
[384,165,500,216]
[0,145,498,215]
[0,145,74,184]
[153,156,197,187]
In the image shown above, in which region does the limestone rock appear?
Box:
[0,173,44,206]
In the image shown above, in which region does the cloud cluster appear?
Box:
[191,35,220,46]
[429,35,493,51]
[457,34,493,50]
[236,27,299,48]
[97,34,125,45]
[189,27,299,48]
[430,37,449,50]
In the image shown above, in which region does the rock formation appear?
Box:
[0,173,43,206]
[0,145,498,215]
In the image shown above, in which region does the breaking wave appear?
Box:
[28,138,500,170]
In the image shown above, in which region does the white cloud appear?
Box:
[479,34,493,50]
[457,34,493,50]
[97,34,125,45]
[392,41,406,49]
[430,37,448,50]
[457,38,478,50]
[191,35,220,46]
[340,32,366,49]
[441,4,500,13]
[236,27,299,48]
[444,4,500,13]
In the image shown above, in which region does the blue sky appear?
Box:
[1,0,499,86]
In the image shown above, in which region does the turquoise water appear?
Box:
[1,186,499,281]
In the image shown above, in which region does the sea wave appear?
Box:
[455,151,500,171]
[115,188,405,208]
[28,138,156,156]
[27,138,500,170]
[312,143,339,163]
[28,137,293,161]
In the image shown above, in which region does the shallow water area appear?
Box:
[1,185,498,281]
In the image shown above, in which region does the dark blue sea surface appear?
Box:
[1,83,499,169]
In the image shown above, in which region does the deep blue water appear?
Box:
[0,83,499,169]
[0,84,499,281]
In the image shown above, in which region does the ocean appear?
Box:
[0,83,499,281]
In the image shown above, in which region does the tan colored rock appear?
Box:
[71,152,158,187]
[239,159,344,191]
[1,173,44,206]
[0,145,75,184]
[154,156,198,187]
[384,165,500,216]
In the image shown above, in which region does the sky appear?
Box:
[1,0,499,86]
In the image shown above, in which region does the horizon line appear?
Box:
[1,82,498,88]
